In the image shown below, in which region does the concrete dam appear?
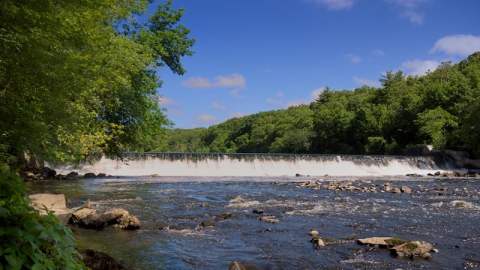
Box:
[54,152,453,177]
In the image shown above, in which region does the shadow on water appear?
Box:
[27,177,480,269]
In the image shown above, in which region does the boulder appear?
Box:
[401,186,412,194]
[41,167,56,179]
[102,208,140,230]
[97,173,107,178]
[80,249,126,270]
[29,193,71,223]
[70,207,140,230]
[28,193,71,215]
[66,171,79,180]
[391,187,402,194]
[83,172,96,178]
[357,237,405,248]
[390,240,435,259]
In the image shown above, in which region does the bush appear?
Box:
[0,164,85,270]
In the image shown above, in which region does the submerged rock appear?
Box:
[80,249,126,270]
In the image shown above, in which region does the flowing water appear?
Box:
[28,176,480,270]
[52,153,452,177]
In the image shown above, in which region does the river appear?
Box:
[28,176,480,269]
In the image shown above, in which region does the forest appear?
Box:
[163,53,480,158]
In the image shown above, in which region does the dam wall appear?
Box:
[53,152,453,177]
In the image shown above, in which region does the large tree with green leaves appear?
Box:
[0,0,193,166]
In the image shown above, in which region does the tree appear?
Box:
[0,0,194,166]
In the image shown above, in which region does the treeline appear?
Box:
[163,53,480,158]
[0,1,193,269]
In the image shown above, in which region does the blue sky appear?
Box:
[151,0,480,128]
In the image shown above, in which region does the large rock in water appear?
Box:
[70,207,140,230]
[29,193,71,223]
[391,241,435,259]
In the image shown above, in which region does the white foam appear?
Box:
[53,154,447,177]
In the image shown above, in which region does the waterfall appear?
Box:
[53,153,453,177]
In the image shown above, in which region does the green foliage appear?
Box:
[162,105,314,153]
[164,52,480,158]
[416,107,458,149]
[0,165,85,269]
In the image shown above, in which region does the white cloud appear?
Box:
[183,73,246,90]
[401,59,440,76]
[211,101,226,111]
[311,87,325,100]
[387,0,427,24]
[346,54,362,64]
[155,96,174,106]
[311,0,355,10]
[353,76,381,87]
[431,34,480,57]
[196,114,217,125]
[372,49,385,57]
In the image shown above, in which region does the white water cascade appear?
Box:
[53,153,451,177]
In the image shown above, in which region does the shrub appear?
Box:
[0,164,85,270]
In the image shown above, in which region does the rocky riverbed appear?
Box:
[27,176,480,269]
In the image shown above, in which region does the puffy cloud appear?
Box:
[183,73,246,90]
[431,34,480,57]
[372,49,385,57]
[311,0,355,10]
[196,114,217,125]
[155,96,174,106]
[400,59,440,76]
[387,0,427,24]
[346,54,362,64]
[353,76,381,87]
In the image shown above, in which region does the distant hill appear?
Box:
[161,53,480,158]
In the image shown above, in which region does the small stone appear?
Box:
[311,236,326,247]
[401,186,412,194]
[309,229,319,237]
[252,209,264,215]
[391,187,402,194]
[258,215,279,224]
